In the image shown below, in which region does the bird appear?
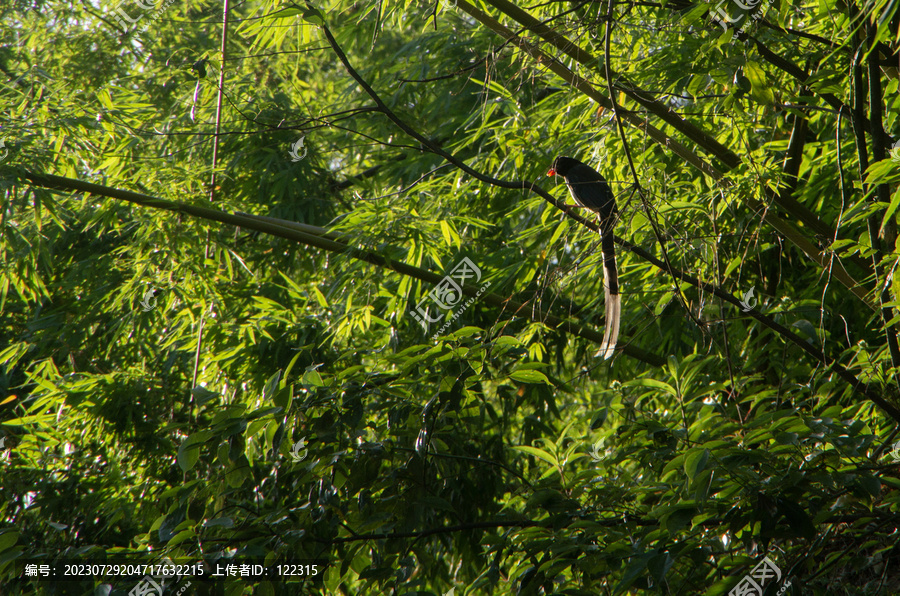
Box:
[547,156,620,359]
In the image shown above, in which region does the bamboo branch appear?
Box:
[19,170,665,367]
[451,0,724,181]
[310,9,895,420]
[481,0,741,168]
[451,0,876,312]
[21,170,900,422]
[481,0,858,252]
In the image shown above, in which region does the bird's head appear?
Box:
[547,156,582,177]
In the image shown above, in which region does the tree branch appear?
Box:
[307,11,898,421]
[481,0,741,169]
[22,166,900,421]
[450,0,877,314]
[18,170,666,366]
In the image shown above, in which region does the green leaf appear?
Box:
[177,441,201,473]
[167,529,196,547]
[300,5,325,25]
[627,377,677,396]
[0,531,18,552]
[744,60,775,104]
[791,319,818,345]
[881,186,900,234]
[509,370,549,384]
[684,448,710,479]
[858,475,882,498]
[192,386,219,406]
[513,445,559,467]
[263,371,282,401]
[203,517,235,529]
[865,158,900,187]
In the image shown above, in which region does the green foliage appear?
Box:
[2,0,900,594]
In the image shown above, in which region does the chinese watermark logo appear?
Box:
[588,441,605,463]
[891,138,900,163]
[411,257,491,338]
[289,438,308,462]
[140,288,157,312]
[739,286,757,312]
[888,440,900,462]
[288,136,307,162]
[708,0,772,33]
[112,0,178,33]
[729,556,791,596]
[129,558,183,596]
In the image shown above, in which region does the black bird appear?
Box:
[547,156,620,359]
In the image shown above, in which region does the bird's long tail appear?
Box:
[595,229,620,359]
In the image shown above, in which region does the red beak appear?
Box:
[547,168,556,176]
